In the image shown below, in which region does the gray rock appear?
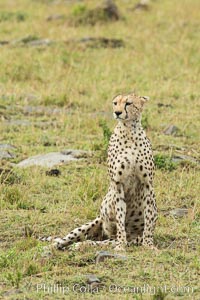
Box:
[4,119,56,128]
[77,37,124,48]
[0,40,9,46]
[11,35,39,45]
[46,14,65,21]
[61,149,90,158]
[90,111,112,119]
[84,274,103,290]
[0,144,16,150]
[0,144,16,159]
[0,150,16,159]
[17,150,91,168]
[2,289,23,297]
[95,250,127,264]
[155,144,185,151]
[4,119,31,126]
[103,0,120,20]
[162,208,189,218]
[172,155,199,164]
[24,94,39,102]
[163,125,179,135]
[23,106,65,115]
[11,36,53,47]
[27,39,53,47]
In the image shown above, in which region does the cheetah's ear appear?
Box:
[142,96,150,101]
[112,94,122,101]
[140,96,150,106]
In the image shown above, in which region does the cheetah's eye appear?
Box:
[113,102,117,106]
[125,102,132,106]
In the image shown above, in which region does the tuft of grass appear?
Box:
[154,154,177,171]
[0,168,24,185]
[0,249,17,269]
[0,12,27,22]
[25,263,39,276]
[70,2,120,26]
[93,120,112,161]
[72,3,87,17]
[5,271,22,288]
[99,119,112,146]
[2,186,22,205]
[142,113,149,130]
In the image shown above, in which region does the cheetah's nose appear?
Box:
[115,111,122,117]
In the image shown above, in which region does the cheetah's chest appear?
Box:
[107,134,138,183]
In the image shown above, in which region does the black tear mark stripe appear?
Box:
[124,104,128,118]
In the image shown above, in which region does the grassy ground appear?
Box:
[0,0,200,299]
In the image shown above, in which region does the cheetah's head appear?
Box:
[112,93,149,122]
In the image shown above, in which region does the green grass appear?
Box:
[0,0,200,299]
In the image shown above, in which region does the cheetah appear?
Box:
[40,92,157,251]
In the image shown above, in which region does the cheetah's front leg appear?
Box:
[142,184,157,248]
[113,183,127,251]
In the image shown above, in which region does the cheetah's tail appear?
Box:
[39,216,102,249]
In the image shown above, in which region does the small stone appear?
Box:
[102,0,120,20]
[46,169,61,177]
[83,274,104,291]
[0,40,9,46]
[71,0,120,26]
[46,14,65,21]
[163,125,179,135]
[134,0,150,11]
[95,250,127,264]
[85,274,101,284]
[157,103,173,108]
[77,37,124,48]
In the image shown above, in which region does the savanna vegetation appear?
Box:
[0,0,199,299]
